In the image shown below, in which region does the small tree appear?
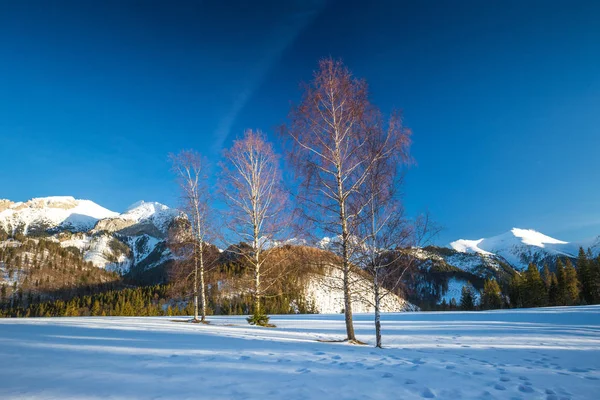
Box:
[564,259,580,305]
[460,283,476,311]
[508,273,524,308]
[577,248,593,304]
[523,263,547,308]
[481,279,503,310]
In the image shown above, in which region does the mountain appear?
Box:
[0,197,180,278]
[450,228,599,271]
[401,228,600,307]
[0,196,416,314]
[0,196,118,235]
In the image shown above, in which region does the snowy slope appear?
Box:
[450,228,598,270]
[304,265,418,313]
[0,306,598,400]
[0,196,118,234]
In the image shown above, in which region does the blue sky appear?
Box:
[0,0,599,244]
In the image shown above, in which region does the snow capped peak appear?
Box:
[448,227,594,270]
[449,238,493,255]
[509,228,567,247]
[0,196,118,234]
[451,228,569,255]
[123,201,172,220]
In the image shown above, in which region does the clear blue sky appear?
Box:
[1,0,599,244]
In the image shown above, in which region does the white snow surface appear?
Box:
[304,266,418,313]
[0,196,118,234]
[0,306,599,399]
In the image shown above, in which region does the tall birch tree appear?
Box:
[169,150,213,323]
[220,130,288,326]
[286,58,399,342]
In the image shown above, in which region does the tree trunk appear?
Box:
[374,272,382,348]
[199,245,206,322]
[339,195,356,342]
[254,263,261,315]
[193,248,199,322]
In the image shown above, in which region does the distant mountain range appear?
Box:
[1,196,598,307]
[0,196,416,313]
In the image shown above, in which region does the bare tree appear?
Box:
[220,130,288,326]
[285,58,403,342]
[169,150,213,323]
[351,113,413,347]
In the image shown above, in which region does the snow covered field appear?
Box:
[1,307,599,400]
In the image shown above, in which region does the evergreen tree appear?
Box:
[460,284,476,311]
[509,273,524,308]
[523,263,547,308]
[548,272,559,306]
[555,259,568,306]
[578,247,593,304]
[542,264,552,290]
[564,259,580,305]
[481,279,503,310]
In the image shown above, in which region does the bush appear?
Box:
[246,312,272,327]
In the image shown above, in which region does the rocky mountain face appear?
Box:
[0,197,180,280]
[406,228,600,307]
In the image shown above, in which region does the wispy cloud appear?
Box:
[211,2,327,153]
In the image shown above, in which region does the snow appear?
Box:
[438,277,480,305]
[450,228,598,270]
[304,266,418,313]
[450,238,493,255]
[0,306,598,399]
[0,196,118,234]
[510,228,568,247]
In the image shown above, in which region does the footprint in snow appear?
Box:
[445,365,456,370]
[518,376,529,381]
[500,377,510,382]
[239,356,251,361]
[382,372,393,378]
[331,355,341,360]
[493,384,506,391]
[518,385,535,393]
[313,351,325,356]
[584,376,599,380]
[568,367,590,373]
[421,388,436,398]
[472,371,484,376]
[295,368,311,374]
[404,379,416,384]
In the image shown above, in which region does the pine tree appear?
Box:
[555,259,568,306]
[578,247,593,304]
[542,264,552,290]
[523,263,547,308]
[548,273,559,306]
[564,259,580,305]
[509,273,524,308]
[460,284,476,311]
[91,300,101,316]
[481,279,503,310]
